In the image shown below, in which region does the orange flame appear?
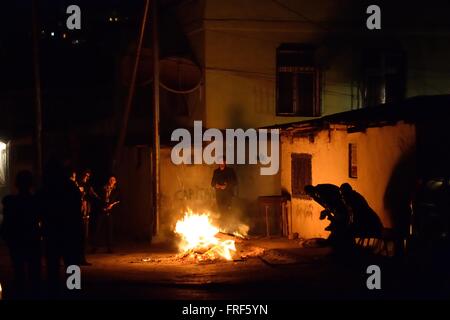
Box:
[175,210,237,261]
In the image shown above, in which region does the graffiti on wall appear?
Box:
[174,186,215,202]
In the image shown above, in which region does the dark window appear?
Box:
[362,50,406,107]
[276,44,321,117]
[291,153,312,199]
[349,143,357,178]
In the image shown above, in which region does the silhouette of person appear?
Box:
[77,169,98,265]
[340,183,383,237]
[37,160,83,293]
[304,184,354,251]
[94,175,120,253]
[1,170,41,297]
[211,162,237,217]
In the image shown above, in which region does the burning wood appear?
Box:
[174,210,248,262]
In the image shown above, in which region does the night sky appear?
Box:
[1,1,145,132]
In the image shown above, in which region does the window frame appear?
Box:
[276,45,321,117]
[362,49,406,107]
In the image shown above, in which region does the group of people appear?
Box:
[0,160,120,297]
[305,183,383,251]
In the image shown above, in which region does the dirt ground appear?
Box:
[0,237,449,300]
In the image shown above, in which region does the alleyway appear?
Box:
[1,238,448,300]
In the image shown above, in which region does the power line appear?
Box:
[270,0,331,33]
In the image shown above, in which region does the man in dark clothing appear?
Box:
[211,163,237,217]
[340,183,383,237]
[1,170,41,296]
[94,175,120,253]
[305,184,350,228]
[37,160,83,293]
[77,169,98,265]
[304,184,354,251]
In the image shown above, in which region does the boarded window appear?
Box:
[349,143,357,178]
[276,44,321,117]
[291,153,312,199]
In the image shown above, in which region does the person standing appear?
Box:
[211,162,237,217]
[1,170,41,297]
[37,160,83,294]
[94,175,120,253]
[77,170,98,265]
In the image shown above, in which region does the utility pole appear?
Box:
[32,0,43,184]
[151,0,160,237]
[113,0,150,171]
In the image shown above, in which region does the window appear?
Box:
[349,143,357,178]
[291,153,312,198]
[276,44,321,117]
[362,50,406,107]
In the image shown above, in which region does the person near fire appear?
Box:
[211,160,237,218]
[93,175,120,253]
[78,169,100,222]
[77,169,99,264]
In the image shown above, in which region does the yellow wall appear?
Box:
[171,0,450,236]
[281,122,416,239]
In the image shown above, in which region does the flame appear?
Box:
[175,211,237,261]
[232,224,250,239]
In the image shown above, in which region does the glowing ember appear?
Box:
[175,211,237,261]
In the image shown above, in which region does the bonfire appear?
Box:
[174,210,247,262]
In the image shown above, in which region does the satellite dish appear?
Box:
[159,56,202,92]
[121,49,202,93]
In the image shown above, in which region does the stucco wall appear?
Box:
[159,146,281,236]
[116,146,153,241]
[159,147,216,237]
[171,0,450,238]
[196,0,450,131]
[281,122,416,239]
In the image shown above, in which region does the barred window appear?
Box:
[276,44,321,117]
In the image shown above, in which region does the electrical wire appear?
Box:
[270,0,331,33]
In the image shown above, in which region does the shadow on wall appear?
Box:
[383,144,416,236]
